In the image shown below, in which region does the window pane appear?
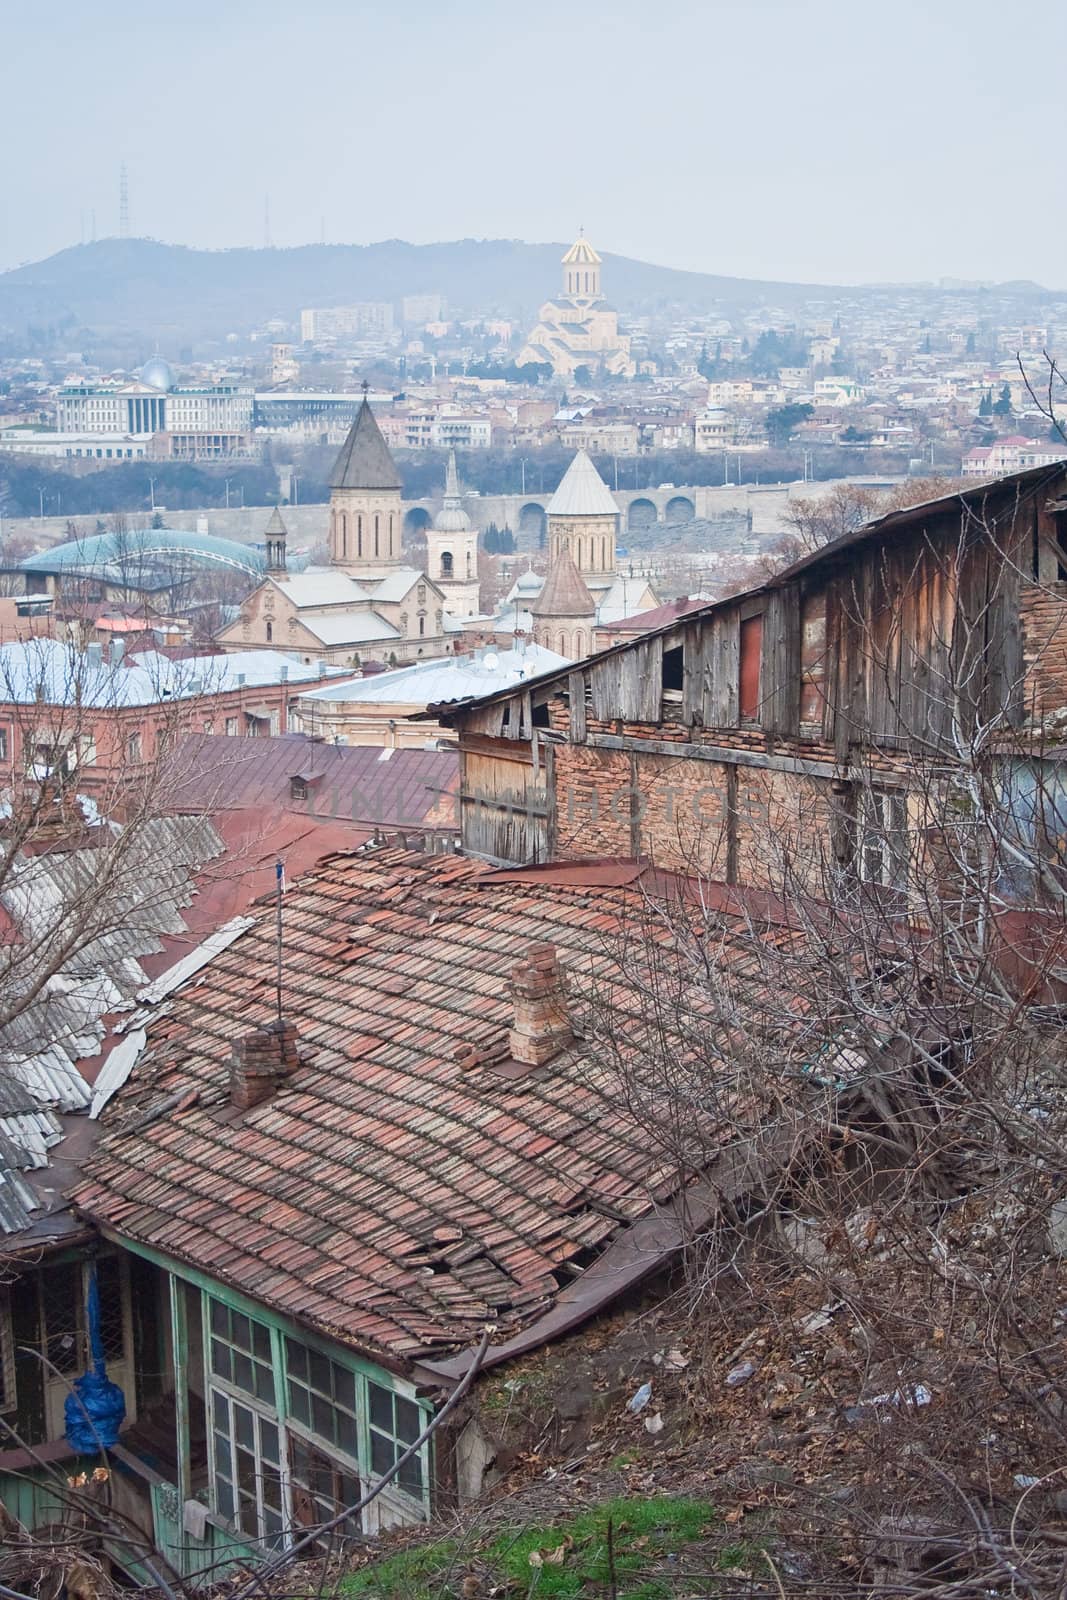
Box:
[236,1447,256,1496]
[234,1403,254,1451]
[286,1339,308,1380]
[211,1391,229,1430]
[289,1382,310,1424]
[260,1419,279,1463]
[312,1392,334,1440]
[216,1478,234,1520]
[233,1351,254,1393]
[333,1366,355,1412]
[210,1339,231,1382]
[399,1453,423,1495]
[396,1397,421,1443]
[210,1299,228,1337]
[252,1322,272,1362]
[369,1384,393,1431]
[213,1433,232,1479]
[370,1430,393,1476]
[230,1312,250,1350]
[255,1362,276,1404]
[337,1410,359,1460]
[309,1350,331,1394]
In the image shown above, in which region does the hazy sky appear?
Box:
[3,0,1065,285]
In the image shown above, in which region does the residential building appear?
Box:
[429,413,492,450]
[516,233,635,379]
[291,642,568,746]
[962,436,1067,477]
[693,408,735,452]
[435,465,1067,892]
[0,639,351,783]
[557,419,639,455]
[64,841,766,1566]
[401,293,446,323]
[300,303,395,341]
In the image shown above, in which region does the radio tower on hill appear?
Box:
[119,164,129,238]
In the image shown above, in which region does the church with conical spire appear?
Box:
[328,385,404,577]
[516,231,635,378]
[424,451,481,619]
[217,392,454,667]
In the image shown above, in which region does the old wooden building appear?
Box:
[436,464,1067,887]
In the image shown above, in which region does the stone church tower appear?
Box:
[328,388,403,578]
[546,449,619,576]
[531,548,596,660]
[264,505,288,574]
[424,452,481,618]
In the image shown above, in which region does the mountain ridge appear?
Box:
[0,237,1056,351]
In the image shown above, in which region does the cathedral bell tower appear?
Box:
[424,451,481,618]
[561,230,602,303]
[328,383,404,577]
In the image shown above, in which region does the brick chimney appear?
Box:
[507,942,572,1067]
[229,1020,299,1110]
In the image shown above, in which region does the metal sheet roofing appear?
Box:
[546,451,620,518]
[0,640,349,710]
[0,814,227,1234]
[295,644,569,708]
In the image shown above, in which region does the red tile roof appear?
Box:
[74,847,779,1365]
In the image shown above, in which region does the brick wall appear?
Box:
[1020,581,1067,722]
[550,737,836,886]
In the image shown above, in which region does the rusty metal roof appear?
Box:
[73,845,787,1364]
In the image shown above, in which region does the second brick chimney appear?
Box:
[507,942,573,1067]
[229,1020,300,1110]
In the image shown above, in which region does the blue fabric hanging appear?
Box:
[64,1262,126,1453]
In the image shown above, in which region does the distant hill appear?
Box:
[0,237,1056,352]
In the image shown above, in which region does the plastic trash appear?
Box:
[628,1381,653,1413]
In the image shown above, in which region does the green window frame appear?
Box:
[208,1298,275,1405]
[368,1380,425,1497]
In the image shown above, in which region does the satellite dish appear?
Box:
[482,650,500,672]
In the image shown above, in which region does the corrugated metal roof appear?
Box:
[0,813,227,1235]
[296,644,569,708]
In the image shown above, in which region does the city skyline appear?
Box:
[3,0,1066,286]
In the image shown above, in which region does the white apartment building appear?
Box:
[401,294,445,324]
[429,414,492,450]
[300,303,395,341]
[0,430,153,461]
[693,408,735,451]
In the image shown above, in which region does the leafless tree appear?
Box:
[575,502,1067,1596]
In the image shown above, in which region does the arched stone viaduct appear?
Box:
[400,478,902,548]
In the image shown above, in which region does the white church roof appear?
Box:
[546,450,620,518]
[273,571,370,608]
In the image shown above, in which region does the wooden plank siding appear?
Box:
[444,466,1067,865]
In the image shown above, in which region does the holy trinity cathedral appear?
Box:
[516,232,635,379]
